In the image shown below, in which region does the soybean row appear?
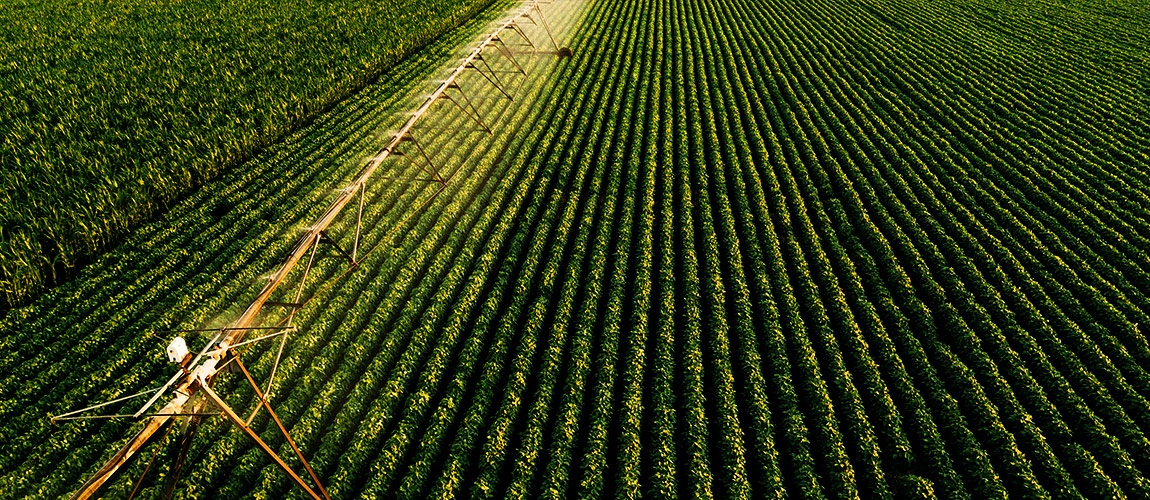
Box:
[4,0,1150,497]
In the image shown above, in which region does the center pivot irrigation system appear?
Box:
[49,2,571,498]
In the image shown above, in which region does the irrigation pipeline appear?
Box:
[50,2,571,498]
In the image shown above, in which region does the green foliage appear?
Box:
[0,0,496,307]
[4,0,1150,497]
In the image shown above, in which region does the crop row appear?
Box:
[5,0,1149,497]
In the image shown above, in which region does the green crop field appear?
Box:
[3,0,1150,498]
[0,0,496,308]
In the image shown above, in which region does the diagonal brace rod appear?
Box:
[198,382,323,500]
[319,230,356,264]
[234,356,331,500]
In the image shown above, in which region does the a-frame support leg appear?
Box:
[199,382,326,500]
